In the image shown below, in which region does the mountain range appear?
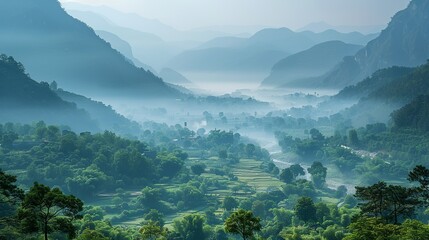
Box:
[0,0,179,99]
[261,41,363,88]
[0,55,98,132]
[167,28,376,76]
[0,52,144,134]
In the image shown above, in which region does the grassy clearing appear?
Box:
[233,159,283,192]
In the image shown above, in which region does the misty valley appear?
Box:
[1,0,429,239]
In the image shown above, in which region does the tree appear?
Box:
[191,163,206,176]
[355,181,388,219]
[408,165,429,206]
[222,196,239,211]
[139,187,162,209]
[140,220,167,240]
[144,209,165,227]
[245,144,256,157]
[344,217,400,240]
[18,182,83,240]
[224,209,261,240]
[218,150,228,160]
[307,162,327,188]
[173,214,206,240]
[310,128,324,141]
[355,181,418,224]
[345,217,429,240]
[0,170,24,229]
[289,164,305,178]
[294,197,317,224]
[77,229,109,240]
[0,169,24,205]
[1,131,18,149]
[280,168,294,184]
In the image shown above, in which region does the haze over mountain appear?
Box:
[65,8,191,70]
[95,30,156,72]
[320,0,429,88]
[62,2,260,42]
[298,21,384,34]
[261,41,363,88]
[54,87,141,135]
[158,68,193,86]
[0,0,179,99]
[63,3,259,71]
[0,55,98,132]
[324,61,429,126]
[168,28,376,87]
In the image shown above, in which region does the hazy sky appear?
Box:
[60,0,411,30]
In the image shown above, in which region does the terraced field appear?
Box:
[90,157,284,228]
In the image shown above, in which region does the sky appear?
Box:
[59,0,411,31]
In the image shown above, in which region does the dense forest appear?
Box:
[2,120,429,239]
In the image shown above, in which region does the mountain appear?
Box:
[95,30,157,73]
[261,41,363,88]
[159,68,192,85]
[197,28,375,52]
[65,9,183,70]
[320,0,429,88]
[0,0,179,99]
[63,3,251,42]
[0,55,98,132]
[54,87,141,136]
[392,95,429,132]
[298,21,384,34]
[330,61,429,126]
[168,47,288,72]
[63,3,180,41]
[168,28,376,77]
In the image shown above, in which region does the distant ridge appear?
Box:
[261,41,362,88]
[0,0,180,99]
[0,54,98,132]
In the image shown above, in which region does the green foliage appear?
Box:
[0,169,24,205]
[224,209,261,240]
[191,163,206,175]
[408,165,429,206]
[77,229,109,240]
[289,164,305,178]
[344,217,429,240]
[222,196,239,211]
[307,162,327,188]
[294,197,317,224]
[280,168,294,184]
[144,209,165,227]
[173,214,206,240]
[0,124,187,200]
[140,220,167,240]
[18,182,83,240]
[355,181,419,224]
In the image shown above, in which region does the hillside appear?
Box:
[159,68,192,85]
[321,0,429,88]
[95,30,156,73]
[0,0,179,99]
[0,55,98,132]
[392,95,429,132]
[334,62,429,126]
[261,41,362,88]
[54,87,141,136]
